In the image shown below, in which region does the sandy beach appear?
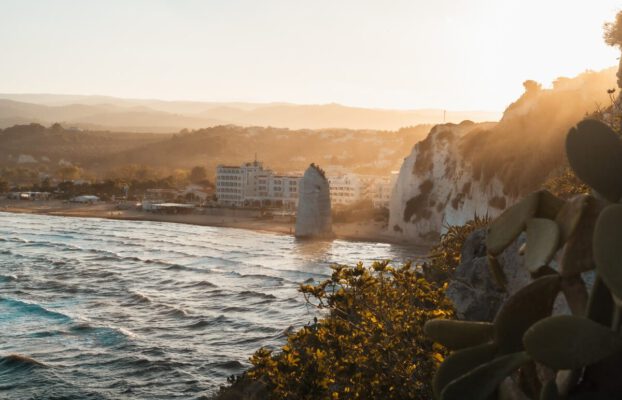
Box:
[0,199,427,248]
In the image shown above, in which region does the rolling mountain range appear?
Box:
[0,94,501,132]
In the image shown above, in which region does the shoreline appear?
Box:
[0,200,430,250]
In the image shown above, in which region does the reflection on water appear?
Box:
[0,212,424,399]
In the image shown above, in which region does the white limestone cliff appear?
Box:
[388,121,511,243]
[295,164,333,238]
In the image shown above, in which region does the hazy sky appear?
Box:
[1,0,620,110]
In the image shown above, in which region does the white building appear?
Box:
[327,172,398,208]
[371,172,399,208]
[215,165,245,206]
[216,161,301,209]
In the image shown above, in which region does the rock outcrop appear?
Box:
[389,121,509,243]
[389,68,617,243]
[445,229,529,321]
[295,164,332,238]
[446,228,574,321]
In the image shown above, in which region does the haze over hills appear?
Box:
[0,94,501,132]
[0,123,432,182]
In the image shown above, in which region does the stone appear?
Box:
[388,122,511,244]
[295,164,333,238]
[446,229,530,321]
[447,229,573,322]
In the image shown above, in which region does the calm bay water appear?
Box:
[0,212,424,399]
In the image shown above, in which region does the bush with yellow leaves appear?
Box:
[216,261,453,399]
[424,215,491,283]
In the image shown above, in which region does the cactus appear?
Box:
[566,119,622,202]
[424,118,622,399]
[524,218,561,274]
[432,342,497,398]
[593,204,622,305]
[423,320,494,350]
[523,315,622,370]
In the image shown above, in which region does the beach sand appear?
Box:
[0,199,426,248]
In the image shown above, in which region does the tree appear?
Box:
[189,166,207,184]
[604,10,622,89]
[50,122,63,132]
[57,165,82,181]
[0,178,8,193]
[522,79,541,94]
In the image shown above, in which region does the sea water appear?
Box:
[0,212,424,399]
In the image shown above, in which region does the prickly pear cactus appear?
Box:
[425,119,622,399]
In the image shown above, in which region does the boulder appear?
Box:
[446,229,530,321]
[295,164,333,238]
[447,228,572,322]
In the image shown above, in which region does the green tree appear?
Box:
[190,166,207,184]
[57,165,82,181]
[0,178,8,193]
[604,10,622,89]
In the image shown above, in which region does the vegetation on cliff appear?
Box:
[426,118,622,399]
[216,261,453,399]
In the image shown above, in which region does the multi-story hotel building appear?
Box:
[216,161,301,209]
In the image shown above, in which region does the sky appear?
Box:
[0,0,621,111]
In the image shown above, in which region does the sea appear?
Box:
[0,212,425,399]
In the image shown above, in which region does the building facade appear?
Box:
[327,172,398,208]
[215,165,245,206]
[216,161,301,209]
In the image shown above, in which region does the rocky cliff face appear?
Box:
[389,121,509,242]
[295,164,333,238]
[389,67,617,243]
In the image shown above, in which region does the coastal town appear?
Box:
[0,160,401,244]
[1,159,397,211]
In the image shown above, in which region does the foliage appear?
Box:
[604,10,622,48]
[216,261,454,400]
[189,166,208,183]
[461,67,616,197]
[0,178,8,193]
[425,215,491,282]
[332,199,388,224]
[426,118,622,399]
[542,167,590,200]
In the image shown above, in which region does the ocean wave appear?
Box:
[7,237,29,243]
[0,297,72,322]
[184,280,217,288]
[0,274,17,282]
[161,305,189,318]
[70,322,136,345]
[0,354,47,372]
[128,291,152,304]
[165,264,209,273]
[185,319,210,329]
[237,290,277,300]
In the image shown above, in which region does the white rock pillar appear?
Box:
[295,164,333,238]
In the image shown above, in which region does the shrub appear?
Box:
[425,215,491,282]
[543,166,590,200]
[216,261,453,400]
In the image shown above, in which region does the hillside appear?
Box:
[0,94,500,131]
[0,123,431,182]
[0,124,165,167]
[389,67,618,242]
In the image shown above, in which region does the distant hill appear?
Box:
[0,123,432,181]
[0,94,501,132]
[0,124,165,166]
